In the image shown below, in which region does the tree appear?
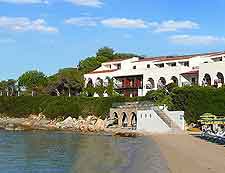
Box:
[7,79,17,96]
[0,81,6,96]
[18,70,48,96]
[96,47,114,59]
[47,68,84,96]
[78,56,99,74]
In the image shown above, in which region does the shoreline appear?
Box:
[0,116,144,137]
[151,133,225,173]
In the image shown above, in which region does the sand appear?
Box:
[152,133,225,173]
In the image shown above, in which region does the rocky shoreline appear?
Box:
[0,114,143,137]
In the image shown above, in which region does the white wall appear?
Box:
[199,61,225,85]
[137,110,170,133]
[163,110,185,130]
[84,53,225,96]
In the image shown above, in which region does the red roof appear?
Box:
[135,51,225,63]
[89,69,118,74]
[181,70,199,75]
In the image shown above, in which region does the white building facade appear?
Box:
[84,51,225,97]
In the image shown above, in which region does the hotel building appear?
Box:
[84,51,225,97]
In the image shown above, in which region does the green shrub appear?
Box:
[171,86,225,124]
[0,96,137,119]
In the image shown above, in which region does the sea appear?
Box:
[0,130,169,173]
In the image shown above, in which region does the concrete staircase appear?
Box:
[153,107,181,132]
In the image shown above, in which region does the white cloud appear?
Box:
[169,35,225,45]
[153,20,199,32]
[101,18,148,29]
[0,16,58,33]
[0,38,16,43]
[0,0,48,4]
[65,0,103,7]
[65,17,99,26]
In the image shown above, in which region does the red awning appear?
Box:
[181,70,199,75]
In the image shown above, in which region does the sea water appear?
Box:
[0,130,169,173]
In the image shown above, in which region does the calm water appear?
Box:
[0,130,169,173]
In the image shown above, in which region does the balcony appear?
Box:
[114,80,143,89]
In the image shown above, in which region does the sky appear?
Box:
[0,0,225,80]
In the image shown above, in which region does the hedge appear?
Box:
[171,86,225,123]
[0,96,144,119]
[0,86,225,124]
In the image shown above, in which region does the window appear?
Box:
[145,114,147,118]
[133,66,136,69]
[117,64,121,69]
[171,62,176,67]
[149,114,152,118]
[147,64,150,68]
[192,78,196,85]
[167,62,176,67]
[212,57,222,62]
[156,63,164,68]
[184,61,189,67]
[109,65,111,69]
[141,114,142,118]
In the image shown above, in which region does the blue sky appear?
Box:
[0,0,225,80]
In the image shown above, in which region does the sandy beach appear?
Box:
[152,133,225,173]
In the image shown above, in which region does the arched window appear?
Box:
[203,74,211,86]
[217,72,224,84]
[157,77,166,89]
[171,76,178,86]
[87,78,93,87]
[122,112,128,128]
[95,77,103,87]
[113,112,118,125]
[146,78,155,89]
[131,112,137,130]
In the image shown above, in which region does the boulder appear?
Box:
[80,123,88,132]
[94,119,105,131]
[56,116,76,129]
[88,125,96,132]
[78,116,83,121]
[86,116,98,125]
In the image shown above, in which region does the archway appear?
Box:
[146,78,155,89]
[95,77,103,87]
[113,112,118,125]
[171,76,178,86]
[203,74,211,86]
[87,78,93,87]
[122,112,128,128]
[217,72,224,84]
[104,77,111,87]
[157,77,166,89]
[131,112,137,130]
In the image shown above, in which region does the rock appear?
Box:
[86,116,98,125]
[56,116,76,129]
[113,131,143,137]
[88,125,96,132]
[105,118,116,128]
[80,123,88,132]
[5,123,16,130]
[78,116,83,121]
[94,119,105,131]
